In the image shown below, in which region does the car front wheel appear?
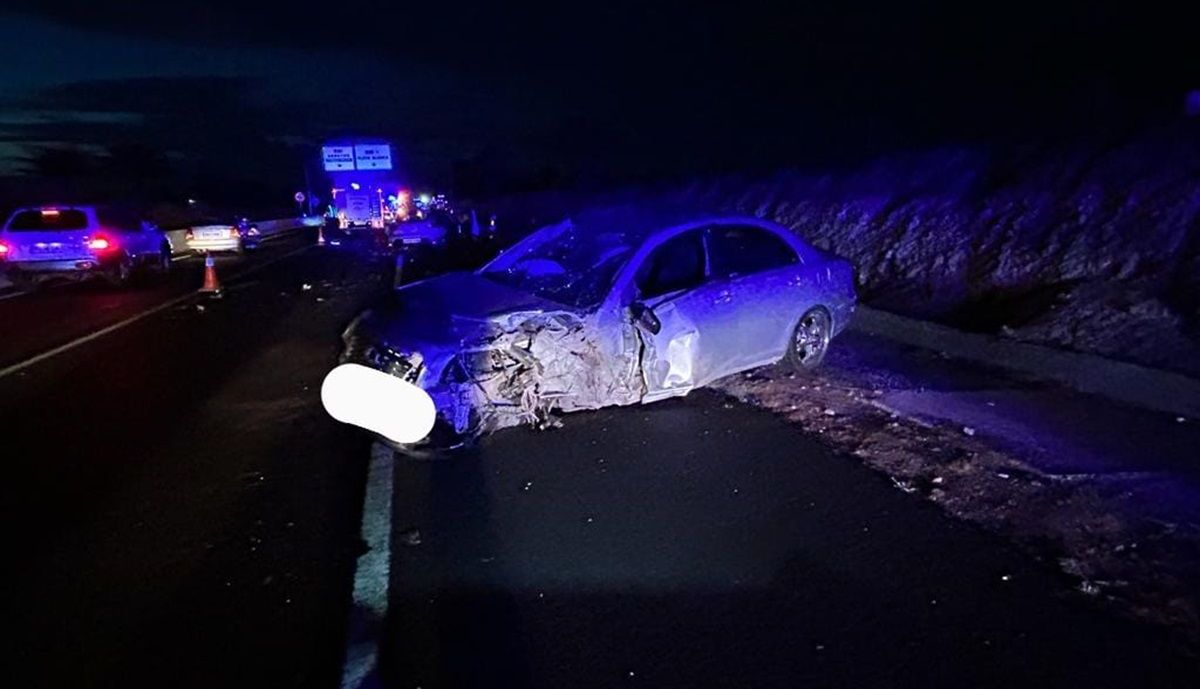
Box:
[154,247,173,278]
[786,307,832,371]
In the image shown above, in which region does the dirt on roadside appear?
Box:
[712,340,1200,656]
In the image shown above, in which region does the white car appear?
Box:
[341,207,857,450]
[0,205,171,288]
[184,221,248,254]
[390,217,449,248]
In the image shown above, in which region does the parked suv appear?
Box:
[0,205,172,288]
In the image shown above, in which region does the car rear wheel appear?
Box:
[109,254,135,287]
[786,307,832,371]
[7,271,38,292]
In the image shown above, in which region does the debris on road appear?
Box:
[399,527,422,547]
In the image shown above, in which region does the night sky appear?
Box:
[0,1,1192,199]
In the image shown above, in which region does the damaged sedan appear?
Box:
[336,207,856,450]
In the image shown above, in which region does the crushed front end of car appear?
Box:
[339,272,642,454]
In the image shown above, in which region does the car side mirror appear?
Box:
[630,301,661,335]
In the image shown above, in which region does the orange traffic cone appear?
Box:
[200,252,221,293]
[317,225,326,246]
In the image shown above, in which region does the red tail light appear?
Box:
[230,226,241,238]
[185,229,195,240]
[88,234,116,252]
[0,241,10,259]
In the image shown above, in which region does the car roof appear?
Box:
[559,203,789,244]
[8,204,149,214]
[559,203,731,240]
[10,204,95,212]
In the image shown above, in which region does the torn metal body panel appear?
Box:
[441,309,645,436]
[341,207,856,449]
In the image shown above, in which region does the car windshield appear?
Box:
[480,222,637,309]
[6,209,89,231]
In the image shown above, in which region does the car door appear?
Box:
[631,228,730,401]
[704,223,806,369]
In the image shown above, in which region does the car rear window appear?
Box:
[6,209,90,232]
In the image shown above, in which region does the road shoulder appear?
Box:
[712,329,1200,652]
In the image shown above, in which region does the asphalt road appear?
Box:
[382,394,1197,688]
[2,231,387,688]
[2,232,1196,688]
[0,230,311,368]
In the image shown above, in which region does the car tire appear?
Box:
[8,271,38,292]
[109,254,135,288]
[382,423,473,461]
[155,247,173,278]
[786,307,832,371]
[385,410,483,460]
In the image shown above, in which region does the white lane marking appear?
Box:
[0,290,201,379]
[0,243,312,380]
[0,289,28,302]
[340,442,395,689]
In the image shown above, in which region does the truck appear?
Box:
[322,141,398,231]
[331,185,385,230]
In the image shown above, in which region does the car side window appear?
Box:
[635,230,707,300]
[707,224,798,279]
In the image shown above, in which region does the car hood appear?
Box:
[351,271,575,353]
